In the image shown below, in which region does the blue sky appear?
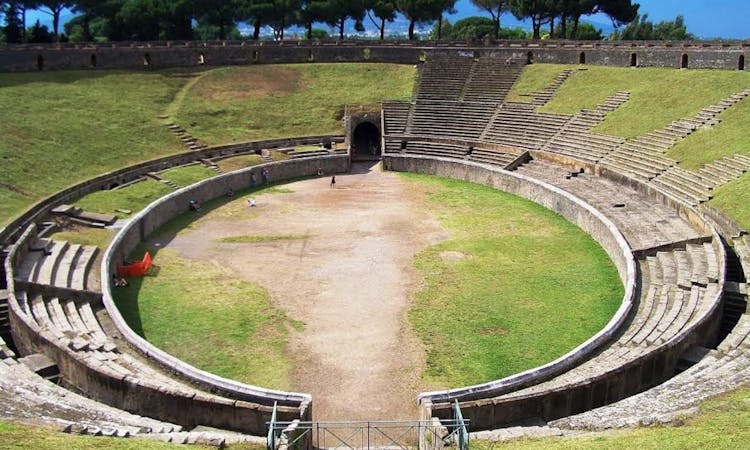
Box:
[22,0,750,40]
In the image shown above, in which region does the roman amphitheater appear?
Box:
[0,40,749,449]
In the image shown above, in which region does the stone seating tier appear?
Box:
[409,101,496,140]
[468,149,518,167]
[382,101,410,135]
[514,160,707,250]
[403,141,468,159]
[16,239,99,292]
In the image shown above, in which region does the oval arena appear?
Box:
[0,41,749,448]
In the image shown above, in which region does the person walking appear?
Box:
[330,175,336,188]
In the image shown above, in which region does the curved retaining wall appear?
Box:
[385,154,725,430]
[0,135,343,247]
[1,39,748,72]
[383,155,637,398]
[5,155,348,435]
[100,156,348,407]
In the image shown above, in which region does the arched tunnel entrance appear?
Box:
[351,121,381,160]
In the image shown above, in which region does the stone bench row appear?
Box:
[16,239,98,291]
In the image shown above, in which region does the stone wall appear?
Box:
[1,40,747,72]
[384,154,637,400]
[0,135,343,247]
[384,154,724,431]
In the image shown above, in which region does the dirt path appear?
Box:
[164,162,447,420]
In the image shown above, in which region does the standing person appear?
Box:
[330,175,336,188]
[250,172,257,186]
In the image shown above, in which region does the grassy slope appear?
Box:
[404,174,623,388]
[0,70,187,226]
[112,184,299,389]
[173,63,415,144]
[509,65,750,228]
[505,64,572,103]
[474,386,750,450]
[159,164,217,186]
[668,95,750,169]
[0,421,262,450]
[75,179,174,218]
[537,66,749,138]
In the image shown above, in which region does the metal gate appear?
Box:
[267,401,470,450]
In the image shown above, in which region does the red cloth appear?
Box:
[118,252,152,277]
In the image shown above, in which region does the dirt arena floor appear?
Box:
[162,162,449,420]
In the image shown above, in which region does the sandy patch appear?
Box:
[160,162,447,420]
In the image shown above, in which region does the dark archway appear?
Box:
[579,52,586,64]
[681,53,688,69]
[739,55,745,71]
[527,51,534,65]
[352,121,381,160]
[198,52,205,65]
[630,53,637,67]
[90,54,97,68]
[144,53,152,67]
[36,54,44,71]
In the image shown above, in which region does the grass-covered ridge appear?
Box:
[473,386,750,450]
[536,66,749,138]
[404,174,623,388]
[172,63,415,144]
[0,70,189,226]
[0,420,263,450]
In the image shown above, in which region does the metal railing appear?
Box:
[267,402,469,450]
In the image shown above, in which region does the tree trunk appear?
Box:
[219,19,226,40]
[21,7,27,42]
[549,16,555,37]
[380,18,385,40]
[307,22,312,39]
[83,14,92,41]
[253,19,261,40]
[493,14,500,39]
[437,15,443,40]
[339,17,345,39]
[572,16,580,39]
[532,17,541,40]
[560,14,567,39]
[53,11,60,42]
[408,19,415,40]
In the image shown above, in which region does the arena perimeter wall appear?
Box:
[1,39,748,72]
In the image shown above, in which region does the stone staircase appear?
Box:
[145,172,180,190]
[200,158,224,175]
[530,69,576,107]
[165,123,207,151]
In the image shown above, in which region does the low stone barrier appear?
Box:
[0,135,343,247]
[384,155,636,401]
[385,154,724,431]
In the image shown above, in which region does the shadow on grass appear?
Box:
[0,67,206,88]
[111,177,317,337]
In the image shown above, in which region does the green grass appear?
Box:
[49,227,115,249]
[74,180,174,218]
[667,96,750,169]
[404,174,623,388]
[112,249,295,390]
[218,234,311,243]
[173,63,415,144]
[216,154,266,173]
[472,386,750,450]
[0,70,188,226]
[708,172,750,230]
[0,421,263,450]
[506,64,571,103]
[537,66,750,138]
[159,164,217,187]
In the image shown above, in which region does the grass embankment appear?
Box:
[158,164,217,186]
[534,66,750,139]
[75,180,174,218]
[50,227,114,249]
[172,63,415,144]
[112,184,299,389]
[0,421,263,450]
[473,386,750,450]
[0,70,189,226]
[404,174,623,388]
[505,64,572,103]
